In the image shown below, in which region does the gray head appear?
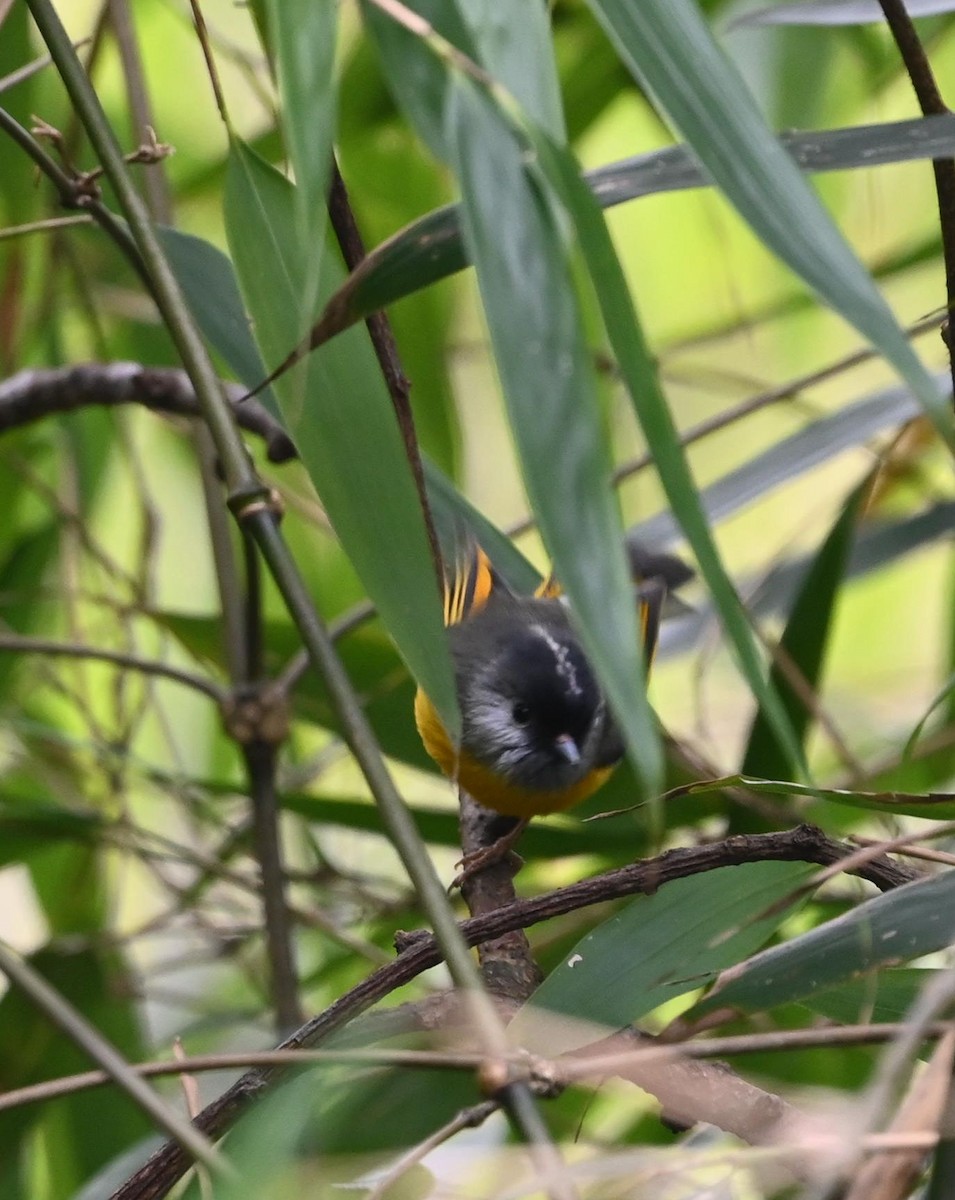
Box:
[459,620,606,791]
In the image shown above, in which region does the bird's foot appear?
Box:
[449,817,528,893]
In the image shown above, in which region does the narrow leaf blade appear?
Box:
[742,484,863,778]
[448,77,662,792]
[513,861,816,1054]
[587,0,953,444]
[224,139,457,733]
[696,870,955,1014]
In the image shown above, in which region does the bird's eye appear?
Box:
[512,701,531,725]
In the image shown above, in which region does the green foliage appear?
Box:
[1,1,955,1197]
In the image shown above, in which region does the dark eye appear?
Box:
[512,701,531,725]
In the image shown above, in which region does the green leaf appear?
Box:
[309,114,955,344]
[662,773,955,820]
[583,0,953,448]
[447,76,662,792]
[265,0,338,249]
[695,869,955,1015]
[512,861,816,1054]
[0,523,60,698]
[360,0,478,164]
[518,123,806,776]
[0,7,38,224]
[224,138,457,735]
[803,968,938,1025]
[929,1135,955,1200]
[0,795,102,866]
[732,0,955,27]
[742,484,863,779]
[158,226,278,417]
[458,0,566,140]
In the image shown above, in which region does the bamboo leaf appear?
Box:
[804,968,938,1025]
[223,139,457,734]
[310,114,955,345]
[158,227,278,416]
[742,484,863,778]
[732,0,955,27]
[695,870,955,1015]
[585,0,952,445]
[458,0,565,140]
[360,0,477,164]
[513,861,815,1054]
[447,76,662,791]
[265,0,338,249]
[525,123,807,775]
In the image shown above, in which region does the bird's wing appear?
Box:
[443,541,499,626]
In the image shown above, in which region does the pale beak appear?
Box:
[554,733,581,766]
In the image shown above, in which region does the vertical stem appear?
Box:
[326,162,443,587]
[876,0,955,404]
[107,0,173,223]
[197,429,248,682]
[243,738,303,1033]
[239,528,302,1033]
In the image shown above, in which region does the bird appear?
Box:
[414,539,687,874]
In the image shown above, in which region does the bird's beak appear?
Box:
[554,733,581,766]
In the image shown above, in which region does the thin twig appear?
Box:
[0,103,149,286]
[9,1018,955,1115]
[0,214,92,240]
[187,0,231,128]
[564,1022,955,1084]
[0,633,225,700]
[327,162,443,586]
[107,0,173,222]
[0,39,89,94]
[876,0,955,404]
[850,837,955,869]
[364,1100,500,1200]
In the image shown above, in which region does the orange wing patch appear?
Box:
[533,572,563,600]
[444,543,496,626]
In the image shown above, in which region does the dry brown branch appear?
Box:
[0,363,296,461]
[109,824,913,1199]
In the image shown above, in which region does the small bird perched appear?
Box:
[415,541,687,842]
